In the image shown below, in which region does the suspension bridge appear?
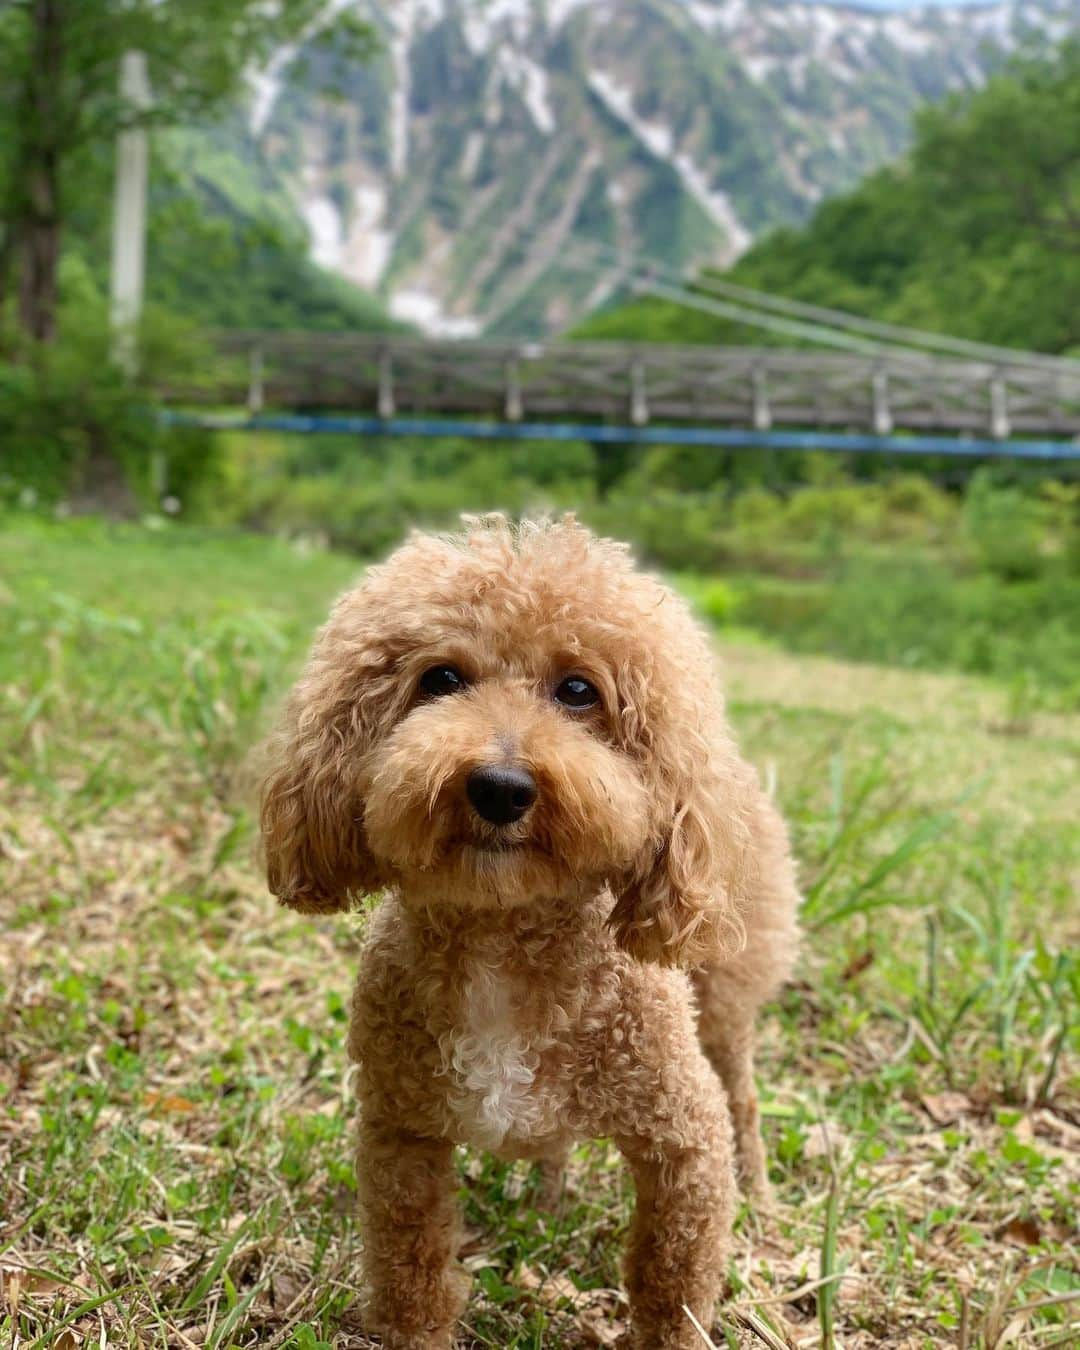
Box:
[159,255,1080,462]
[101,79,1080,463]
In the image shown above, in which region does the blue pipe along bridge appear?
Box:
[159,332,1080,461]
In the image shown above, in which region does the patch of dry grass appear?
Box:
[1,516,1077,1349]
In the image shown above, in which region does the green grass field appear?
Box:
[1,515,1077,1350]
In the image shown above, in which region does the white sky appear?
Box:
[811,1,1004,8]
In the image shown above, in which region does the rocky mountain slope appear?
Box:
[249,0,1079,335]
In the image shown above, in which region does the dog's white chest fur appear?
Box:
[443,961,550,1149]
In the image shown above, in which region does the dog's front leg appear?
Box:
[356,1119,467,1350]
[617,1109,735,1350]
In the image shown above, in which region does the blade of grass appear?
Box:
[177,1221,251,1315]
[25,1285,137,1350]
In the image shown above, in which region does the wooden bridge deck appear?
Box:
[169,333,1080,440]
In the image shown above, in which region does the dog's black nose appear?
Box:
[466,764,537,826]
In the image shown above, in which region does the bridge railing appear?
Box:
[161,333,1080,439]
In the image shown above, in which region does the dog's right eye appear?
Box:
[419,665,467,698]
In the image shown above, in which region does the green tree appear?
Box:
[914,39,1080,260]
[0,0,371,342]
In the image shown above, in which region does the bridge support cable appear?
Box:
[561,238,1080,376]
[630,277,902,358]
[687,274,1080,376]
[558,242,905,358]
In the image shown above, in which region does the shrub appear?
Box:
[589,488,731,571]
[218,439,599,555]
[783,483,884,545]
[732,486,784,533]
[674,575,741,625]
[737,559,1080,707]
[882,473,952,521]
[0,261,220,513]
[202,440,1073,601]
[962,468,1049,581]
[632,446,727,493]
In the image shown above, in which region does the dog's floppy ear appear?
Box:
[258,596,391,914]
[608,650,756,967]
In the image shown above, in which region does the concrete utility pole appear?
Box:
[110,49,151,377]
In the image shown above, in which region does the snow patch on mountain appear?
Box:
[247,0,356,137]
[589,70,748,255]
[741,54,775,84]
[461,130,486,178]
[685,1,725,31]
[463,0,532,53]
[685,0,751,34]
[546,0,596,28]
[496,48,557,133]
[673,154,752,258]
[881,14,936,54]
[389,5,413,177]
[345,185,394,287]
[249,61,289,138]
[301,196,344,271]
[588,71,673,158]
[389,288,481,336]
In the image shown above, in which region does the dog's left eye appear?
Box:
[554,675,599,709]
[419,665,467,698]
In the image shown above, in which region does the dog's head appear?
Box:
[259,516,753,965]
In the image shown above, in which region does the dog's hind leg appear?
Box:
[356,1120,468,1350]
[692,987,770,1203]
[535,1148,569,1210]
[693,840,800,1204]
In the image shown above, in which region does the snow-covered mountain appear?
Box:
[249,0,1079,335]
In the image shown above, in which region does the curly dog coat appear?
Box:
[260,516,800,1350]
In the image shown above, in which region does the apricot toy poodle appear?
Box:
[259,516,800,1350]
